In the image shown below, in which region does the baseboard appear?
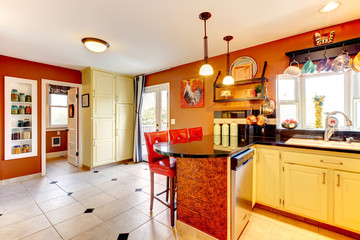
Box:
[46,151,68,159]
[0,173,42,186]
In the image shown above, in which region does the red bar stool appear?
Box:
[144,131,176,226]
[188,127,203,138]
[169,128,188,141]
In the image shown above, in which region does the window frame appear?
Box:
[276,71,356,130]
[49,93,68,128]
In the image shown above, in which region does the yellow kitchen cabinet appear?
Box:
[334,170,360,232]
[116,104,134,161]
[93,118,116,166]
[116,75,134,104]
[284,163,328,222]
[256,148,280,208]
[92,70,116,118]
[82,67,134,168]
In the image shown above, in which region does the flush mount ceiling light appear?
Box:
[320,1,340,12]
[222,36,234,85]
[81,37,110,53]
[199,12,214,76]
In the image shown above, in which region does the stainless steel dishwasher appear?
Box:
[231,148,254,240]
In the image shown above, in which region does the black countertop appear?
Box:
[153,135,360,158]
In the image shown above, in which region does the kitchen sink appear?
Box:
[285,138,360,150]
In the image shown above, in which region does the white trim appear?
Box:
[41,79,82,176]
[46,150,68,159]
[0,173,42,186]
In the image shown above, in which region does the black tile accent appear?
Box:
[124,163,128,165]
[0,214,2,216]
[50,181,58,184]
[117,233,129,240]
[84,208,94,213]
[135,188,142,192]
[93,171,99,173]
[143,168,148,170]
[67,192,73,196]
[111,178,117,181]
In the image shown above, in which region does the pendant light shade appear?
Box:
[222,35,234,85]
[199,12,213,76]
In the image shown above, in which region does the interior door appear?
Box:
[140,83,169,161]
[67,88,78,166]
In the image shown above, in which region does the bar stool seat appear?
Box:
[149,157,176,178]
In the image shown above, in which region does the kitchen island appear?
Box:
[154,135,254,240]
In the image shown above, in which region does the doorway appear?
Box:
[141,83,169,161]
[41,79,82,176]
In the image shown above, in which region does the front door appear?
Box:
[141,83,169,161]
[67,88,78,166]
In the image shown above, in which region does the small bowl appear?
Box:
[302,59,314,73]
[282,122,299,129]
[284,60,301,76]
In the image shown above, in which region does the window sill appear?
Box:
[46,127,68,132]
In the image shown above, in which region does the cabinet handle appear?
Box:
[322,172,326,184]
[116,129,119,136]
[93,90,95,97]
[116,96,119,103]
[320,160,343,165]
[337,174,340,187]
[93,139,95,146]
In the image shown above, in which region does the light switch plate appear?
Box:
[171,119,175,125]
[57,131,60,135]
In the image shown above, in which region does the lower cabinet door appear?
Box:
[284,164,328,222]
[116,104,133,161]
[334,170,360,232]
[256,148,280,208]
[93,118,115,166]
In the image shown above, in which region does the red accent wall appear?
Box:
[146,19,360,135]
[46,131,68,153]
[0,55,81,180]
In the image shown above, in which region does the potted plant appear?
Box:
[255,84,262,97]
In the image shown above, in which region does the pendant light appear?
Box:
[199,12,213,76]
[222,36,234,85]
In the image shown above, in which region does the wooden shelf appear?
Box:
[214,77,267,88]
[214,97,266,102]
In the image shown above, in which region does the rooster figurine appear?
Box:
[183,80,203,106]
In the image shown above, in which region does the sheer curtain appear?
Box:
[133,75,146,162]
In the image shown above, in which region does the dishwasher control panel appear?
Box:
[231,148,254,170]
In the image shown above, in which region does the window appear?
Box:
[49,94,68,127]
[277,70,359,130]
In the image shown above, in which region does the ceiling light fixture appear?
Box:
[81,37,110,53]
[199,12,213,76]
[320,1,340,12]
[222,36,234,85]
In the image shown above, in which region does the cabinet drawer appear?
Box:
[282,151,360,173]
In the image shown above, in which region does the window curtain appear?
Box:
[133,75,146,162]
[49,84,71,95]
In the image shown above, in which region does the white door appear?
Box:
[141,83,169,161]
[67,88,78,166]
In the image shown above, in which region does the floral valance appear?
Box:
[49,84,71,95]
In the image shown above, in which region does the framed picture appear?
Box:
[68,104,74,118]
[82,93,89,108]
[180,78,204,108]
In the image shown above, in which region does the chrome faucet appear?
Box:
[324,111,352,141]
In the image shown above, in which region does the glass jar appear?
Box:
[24,119,31,127]
[17,120,24,127]
[25,95,31,102]
[23,128,31,139]
[13,145,21,154]
[11,89,19,101]
[18,106,25,115]
[25,106,31,114]
[19,93,25,102]
[11,105,18,114]
[22,144,30,153]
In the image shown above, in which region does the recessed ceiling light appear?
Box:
[81,37,110,53]
[320,1,340,13]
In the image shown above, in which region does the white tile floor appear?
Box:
[0,157,357,240]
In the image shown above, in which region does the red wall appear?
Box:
[146,19,360,135]
[0,55,81,180]
[46,131,68,153]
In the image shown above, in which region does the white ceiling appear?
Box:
[0,0,359,76]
